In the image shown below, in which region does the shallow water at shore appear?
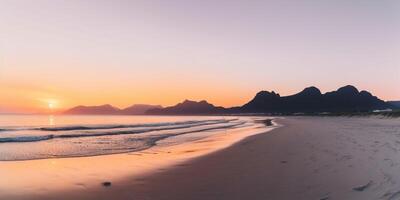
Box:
[0,115,257,160]
[0,116,274,200]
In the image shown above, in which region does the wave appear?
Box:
[0,119,239,143]
[37,120,211,131]
[0,135,54,143]
[0,128,27,132]
[0,119,236,132]
[142,121,247,147]
[0,120,249,161]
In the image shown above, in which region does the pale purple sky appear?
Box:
[0,0,399,111]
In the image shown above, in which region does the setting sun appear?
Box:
[45,99,58,111]
[48,103,54,109]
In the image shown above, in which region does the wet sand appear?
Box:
[3,117,400,200]
[84,117,400,200]
[119,117,400,200]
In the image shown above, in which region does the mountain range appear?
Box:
[239,85,390,113]
[63,104,162,115]
[63,85,396,115]
[146,100,227,115]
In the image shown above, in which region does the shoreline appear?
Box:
[0,118,276,200]
[3,116,399,200]
[55,116,399,200]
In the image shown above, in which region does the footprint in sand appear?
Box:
[384,158,397,167]
[352,181,372,192]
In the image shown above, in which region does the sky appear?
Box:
[0,0,399,113]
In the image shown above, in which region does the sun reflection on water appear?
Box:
[48,115,55,126]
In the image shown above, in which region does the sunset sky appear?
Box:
[1,0,399,113]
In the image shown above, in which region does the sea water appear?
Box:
[0,114,263,160]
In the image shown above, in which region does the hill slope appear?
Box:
[63,104,120,115]
[120,104,162,115]
[146,100,226,115]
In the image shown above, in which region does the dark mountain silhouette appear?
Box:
[146,100,226,115]
[147,85,392,115]
[63,104,120,115]
[120,104,162,115]
[241,85,390,113]
[64,85,392,115]
[242,86,325,113]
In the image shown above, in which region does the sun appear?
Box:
[37,98,60,113]
[45,99,58,111]
[48,102,54,109]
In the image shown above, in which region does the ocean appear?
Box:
[0,114,264,161]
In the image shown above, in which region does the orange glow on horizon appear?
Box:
[0,81,257,113]
[1,82,398,114]
[2,65,397,113]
